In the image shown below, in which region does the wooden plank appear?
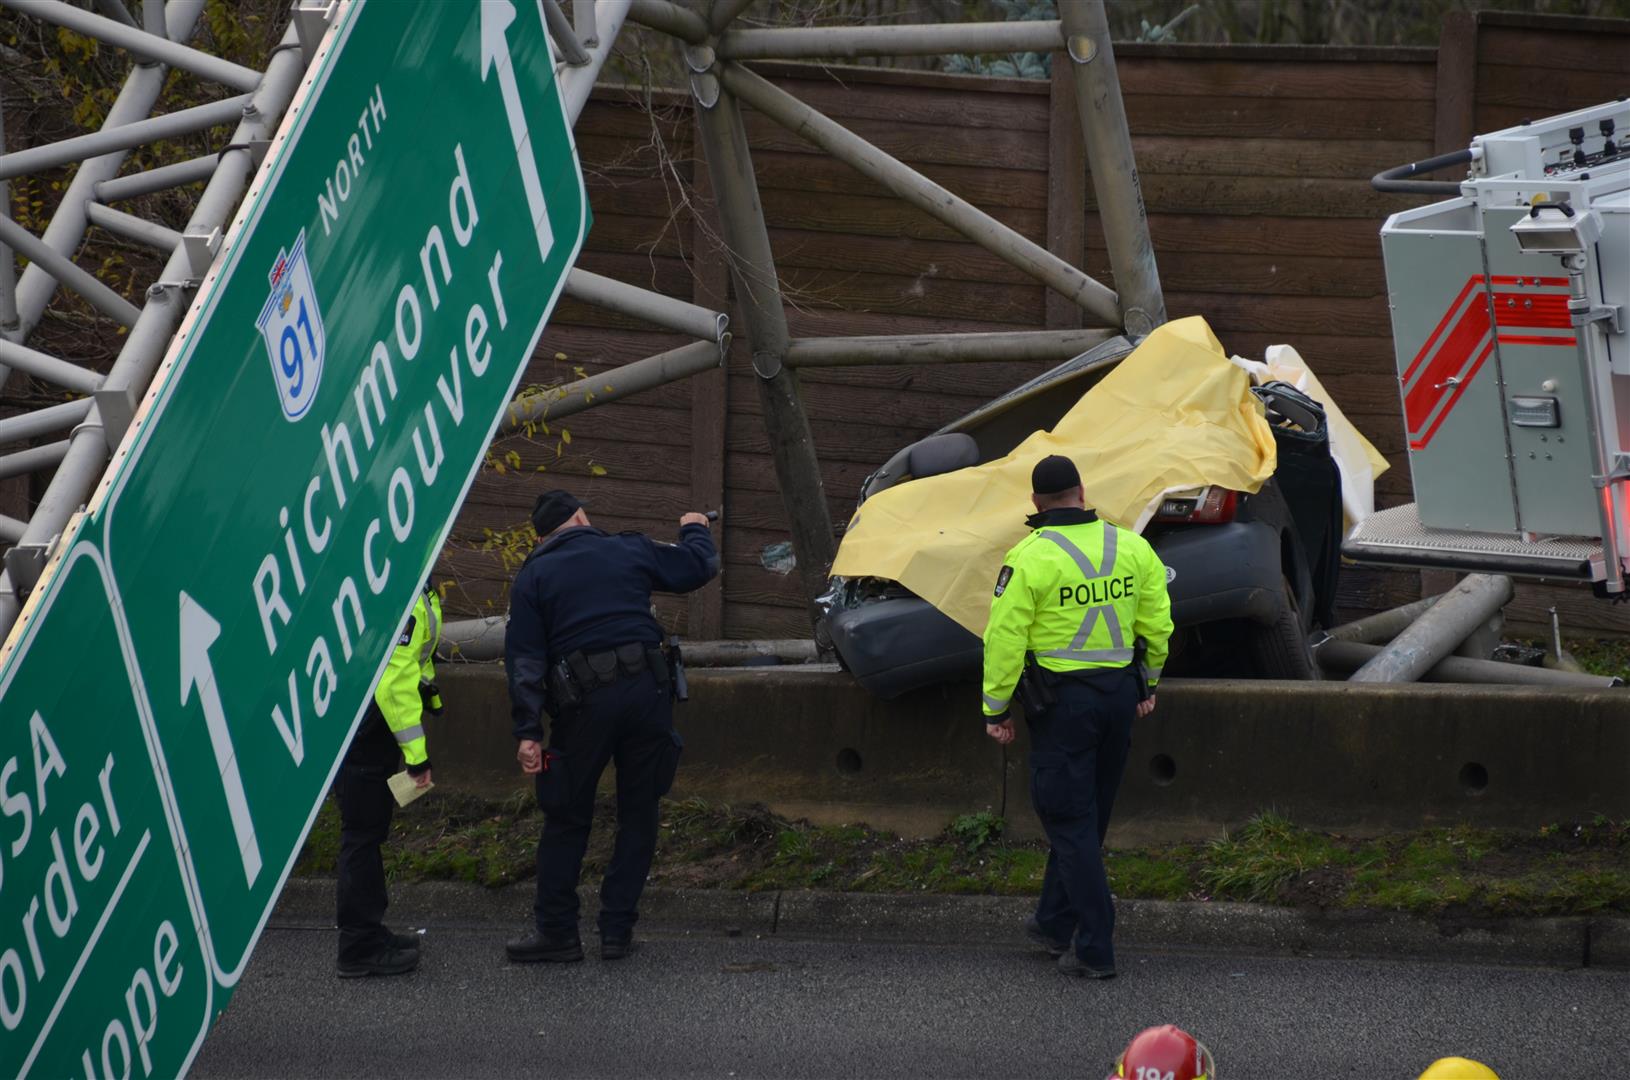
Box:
[725,601,810,640]
[1047,60,1086,332]
[1117,57,1437,102]
[768,227,1038,286]
[1474,65,1630,110]
[776,267,1043,325]
[1129,136,1433,180]
[784,309,1036,338]
[581,212,690,259]
[1168,292,1391,337]
[747,148,1049,209]
[739,109,1049,172]
[1476,24,1630,74]
[759,188,1047,244]
[1122,95,1435,141]
[1121,214,1386,259]
[1084,250,1386,299]
[1114,175,1416,220]
[764,75,1051,132]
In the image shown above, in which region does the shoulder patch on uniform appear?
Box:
[397,614,416,646]
[994,565,1014,597]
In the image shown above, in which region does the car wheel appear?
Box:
[1250,575,1318,680]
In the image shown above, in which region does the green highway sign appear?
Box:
[0,0,587,1071]
[0,545,213,1078]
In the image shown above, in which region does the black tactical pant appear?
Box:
[336,711,398,963]
[1027,667,1138,970]
[533,668,682,941]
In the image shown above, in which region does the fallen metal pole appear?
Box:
[717,20,1064,60]
[0,84,17,335]
[439,615,820,666]
[94,154,216,202]
[0,0,262,91]
[719,63,1122,328]
[1348,574,1515,683]
[497,338,723,436]
[0,513,24,544]
[0,440,69,480]
[542,0,590,65]
[437,616,506,661]
[564,267,728,342]
[1056,0,1165,335]
[0,216,141,326]
[0,339,103,393]
[572,0,598,46]
[141,0,164,39]
[559,0,632,126]
[784,328,1118,368]
[0,398,94,443]
[695,75,836,610]
[1324,593,1445,645]
[0,93,250,182]
[92,0,138,29]
[1316,638,1622,689]
[85,202,182,252]
[627,0,707,43]
[0,18,306,638]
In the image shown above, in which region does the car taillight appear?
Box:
[1154,487,1238,524]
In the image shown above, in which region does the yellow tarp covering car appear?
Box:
[829,316,1381,638]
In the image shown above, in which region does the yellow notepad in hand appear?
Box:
[388,770,432,808]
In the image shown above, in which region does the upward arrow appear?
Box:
[180,591,263,888]
[481,0,555,264]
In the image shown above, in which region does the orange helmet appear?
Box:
[1108,1025,1216,1080]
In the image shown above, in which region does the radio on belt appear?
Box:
[1346,99,1629,596]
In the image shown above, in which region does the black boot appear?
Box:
[506,931,584,963]
[337,944,420,978]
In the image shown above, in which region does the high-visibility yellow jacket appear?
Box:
[376,586,443,768]
[982,508,1173,719]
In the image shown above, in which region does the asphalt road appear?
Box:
[190,923,1628,1078]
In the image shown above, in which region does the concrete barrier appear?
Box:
[428,666,1630,843]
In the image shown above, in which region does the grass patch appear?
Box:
[293,795,1630,920]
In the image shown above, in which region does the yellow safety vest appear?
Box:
[375,587,442,766]
[982,514,1173,718]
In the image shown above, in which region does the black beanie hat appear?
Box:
[1031,455,1081,496]
[531,490,583,535]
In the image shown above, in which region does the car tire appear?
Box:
[1250,576,1318,680]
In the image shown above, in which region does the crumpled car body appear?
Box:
[818,318,1349,699]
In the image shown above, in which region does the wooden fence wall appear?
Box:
[440,11,1630,640]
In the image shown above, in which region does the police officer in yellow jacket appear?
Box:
[336,579,443,977]
[983,456,1172,980]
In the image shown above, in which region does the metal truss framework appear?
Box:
[0,0,1162,645]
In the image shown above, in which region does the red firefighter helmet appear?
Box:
[1108,1025,1216,1080]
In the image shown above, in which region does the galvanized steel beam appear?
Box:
[0,513,24,544]
[0,93,250,182]
[0,216,142,327]
[498,338,723,436]
[627,0,707,44]
[784,328,1118,368]
[0,398,94,444]
[94,154,217,202]
[542,0,590,65]
[85,202,182,252]
[1316,638,1621,689]
[719,63,1122,328]
[1057,0,1165,335]
[708,0,758,36]
[0,0,262,90]
[559,0,632,125]
[694,76,835,610]
[564,267,728,342]
[717,20,1063,60]
[0,339,103,393]
[1347,574,1515,684]
[0,18,307,636]
[0,440,69,480]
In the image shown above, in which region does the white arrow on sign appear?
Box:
[480,0,555,264]
[180,590,263,887]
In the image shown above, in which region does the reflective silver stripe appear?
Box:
[392,724,426,745]
[419,594,440,667]
[1040,527,1125,653]
[1147,667,1162,682]
[1038,648,1135,664]
[983,692,1011,713]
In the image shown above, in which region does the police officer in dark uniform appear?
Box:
[504,490,719,963]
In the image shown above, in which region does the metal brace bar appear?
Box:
[627,0,707,43]
[0,440,70,481]
[0,93,251,182]
[0,0,263,91]
[0,216,141,327]
[0,398,94,444]
[294,0,338,63]
[542,0,590,65]
[92,0,138,29]
[93,375,138,450]
[94,154,219,202]
[0,513,25,545]
[0,83,17,336]
[0,339,104,393]
[86,202,183,252]
[563,268,728,342]
[571,0,598,47]
[708,0,757,35]
[2,542,50,597]
[718,20,1064,60]
[142,0,166,40]
[497,339,724,435]
[182,227,222,282]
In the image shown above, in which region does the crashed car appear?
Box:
[818,327,1348,699]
